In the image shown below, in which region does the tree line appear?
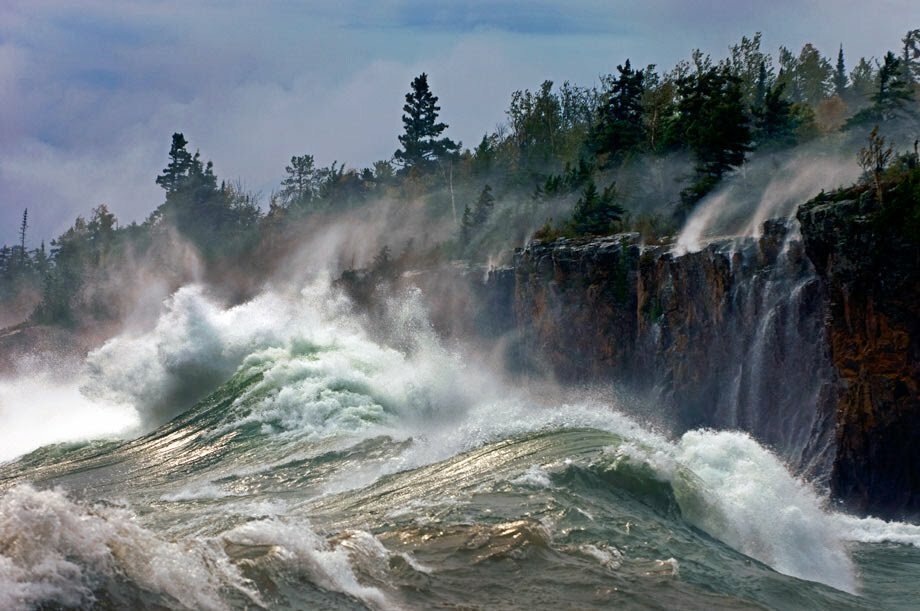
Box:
[1,30,918,329]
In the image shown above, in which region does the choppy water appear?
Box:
[1,279,919,610]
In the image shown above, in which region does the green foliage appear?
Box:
[394,73,459,172]
[727,33,774,108]
[675,67,752,211]
[7,30,919,331]
[849,57,878,104]
[569,180,625,236]
[590,59,646,164]
[279,154,317,207]
[846,52,916,127]
[877,148,920,242]
[460,184,496,245]
[149,133,259,259]
[753,82,798,148]
[834,45,848,97]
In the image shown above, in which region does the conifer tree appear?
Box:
[675,67,752,209]
[394,73,459,171]
[754,82,798,148]
[753,61,769,110]
[569,180,624,235]
[902,29,920,85]
[834,45,848,96]
[18,209,28,264]
[460,184,496,244]
[155,133,195,193]
[846,52,915,126]
[591,59,645,163]
[279,154,317,207]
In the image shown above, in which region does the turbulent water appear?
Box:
[1,278,919,610]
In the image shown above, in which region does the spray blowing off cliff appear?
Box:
[492,219,838,481]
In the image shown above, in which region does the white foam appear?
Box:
[831,513,920,547]
[511,465,553,488]
[221,520,391,609]
[0,485,259,611]
[672,430,856,592]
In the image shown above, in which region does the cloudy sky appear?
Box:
[0,1,913,245]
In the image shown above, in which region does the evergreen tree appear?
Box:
[753,82,798,148]
[776,47,801,101]
[279,154,317,207]
[569,180,624,236]
[846,52,915,126]
[902,29,920,85]
[874,51,914,117]
[849,57,877,104]
[834,45,848,96]
[155,133,195,193]
[591,59,645,163]
[460,184,496,244]
[151,133,257,258]
[753,61,770,110]
[675,67,752,209]
[18,209,28,265]
[394,73,459,171]
[796,43,833,106]
[87,204,117,265]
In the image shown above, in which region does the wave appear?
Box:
[4,279,920,605]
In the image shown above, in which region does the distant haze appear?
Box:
[0,0,914,245]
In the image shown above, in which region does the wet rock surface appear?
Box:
[798,193,920,520]
[506,228,837,482]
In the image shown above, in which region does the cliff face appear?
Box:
[798,193,920,519]
[339,188,918,519]
[508,226,837,479]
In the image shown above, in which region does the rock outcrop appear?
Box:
[798,190,920,520]
[339,181,919,520]
[507,226,837,480]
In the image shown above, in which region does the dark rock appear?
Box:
[798,191,920,520]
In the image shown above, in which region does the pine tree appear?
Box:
[279,154,317,207]
[846,52,915,127]
[18,209,28,264]
[591,59,645,163]
[874,52,914,117]
[394,73,459,171]
[569,180,624,235]
[754,82,798,149]
[675,67,752,209]
[834,45,848,96]
[155,133,195,193]
[460,184,496,244]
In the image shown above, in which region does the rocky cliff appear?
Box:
[339,179,918,520]
[507,225,837,481]
[798,186,920,520]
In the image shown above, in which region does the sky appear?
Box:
[0,0,914,246]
